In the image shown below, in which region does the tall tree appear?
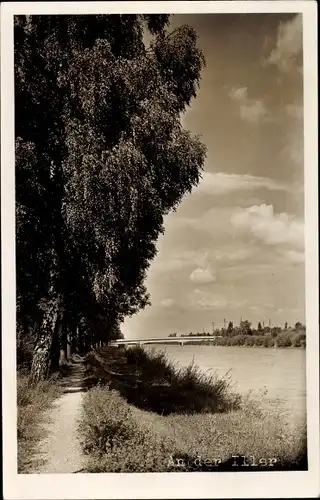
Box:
[239,320,252,336]
[15,15,206,382]
[227,321,234,337]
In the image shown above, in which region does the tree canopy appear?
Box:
[15,14,206,380]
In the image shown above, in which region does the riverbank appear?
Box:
[79,346,307,472]
[159,332,306,348]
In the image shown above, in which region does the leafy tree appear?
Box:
[15,15,206,381]
[294,321,305,331]
[257,322,263,335]
[227,321,234,337]
[239,320,252,336]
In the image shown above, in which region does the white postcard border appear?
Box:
[1,2,319,499]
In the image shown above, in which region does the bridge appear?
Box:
[109,336,223,347]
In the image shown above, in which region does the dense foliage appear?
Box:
[172,321,306,348]
[15,14,206,380]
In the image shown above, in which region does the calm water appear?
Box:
[147,345,306,423]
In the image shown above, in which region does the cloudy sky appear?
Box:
[123,13,305,338]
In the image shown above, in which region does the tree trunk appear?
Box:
[30,336,53,384]
[30,299,60,384]
[67,341,72,360]
[59,348,67,364]
[49,319,61,374]
[71,324,77,354]
[58,315,67,365]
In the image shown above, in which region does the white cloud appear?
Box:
[189,267,216,284]
[231,204,304,247]
[159,298,175,308]
[281,249,304,264]
[189,289,247,310]
[229,86,267,123]
[195,172,296,196]
[239,100,267,123]
[266,14,302,73]
[229,86,248,101]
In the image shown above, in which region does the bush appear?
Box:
[245,336,255,347]
[254,335,265,347]
[79,387,140,455]
[291,333,306,348]
[277,334,292,348]
[230,335,246,346]
[79,386,177,472]
[263,335,275,348]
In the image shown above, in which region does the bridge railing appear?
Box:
[109,336,223,346]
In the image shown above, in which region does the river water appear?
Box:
[146,344,306,424]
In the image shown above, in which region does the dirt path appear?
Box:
[35,359,87,474]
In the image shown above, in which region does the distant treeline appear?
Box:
[168,321,306,348]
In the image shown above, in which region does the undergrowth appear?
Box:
[85,346,241,414]
[17,374,63,473]
[79,385,307,473]
[80,347,307,472]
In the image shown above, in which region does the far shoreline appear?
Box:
[142,341,306,348]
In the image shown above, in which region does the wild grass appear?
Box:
[79,384,307,473]
[17,373,63,473]
[80,346,307,472]
[85,346,241,415]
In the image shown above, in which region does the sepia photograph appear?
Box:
[1,1,319,499]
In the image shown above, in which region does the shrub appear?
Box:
[254,335,265,347]
[79,386,177,472]
[277,334,292,348]
[230,335,246,346]
[291,333,306,348]
[79,386,140,455]
[263,335,275,348]
[245,336,255,347]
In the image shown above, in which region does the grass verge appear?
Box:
[79,347,307,472]
[17,373,63,473]
[85,346,241,414]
